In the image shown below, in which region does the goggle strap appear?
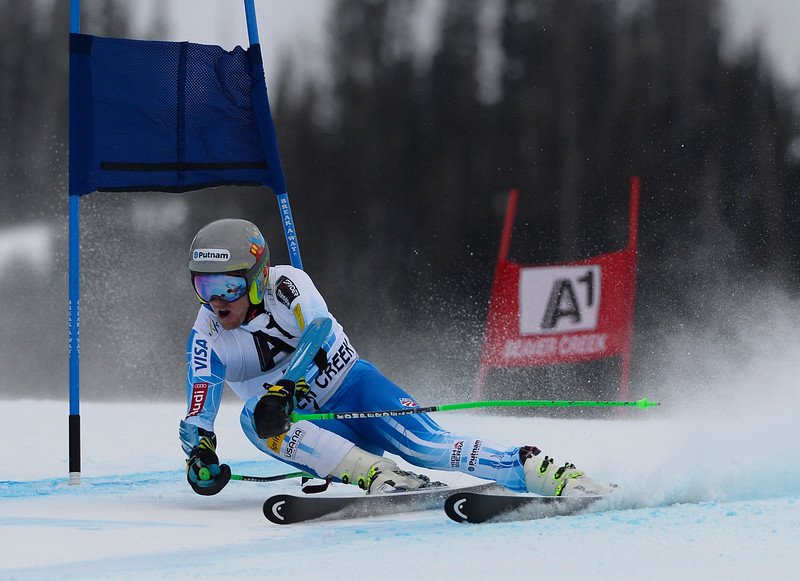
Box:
[245,253,269,303]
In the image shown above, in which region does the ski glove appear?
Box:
[253,378,296,439]
[186,432,231,496]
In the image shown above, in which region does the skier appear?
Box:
[180,219,613,498]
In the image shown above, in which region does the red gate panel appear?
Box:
[475,177,640,399]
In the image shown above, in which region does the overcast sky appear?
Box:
[130,0,800,85]
[131,0,333,81]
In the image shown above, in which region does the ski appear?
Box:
[444,491,604,523]
[264,483,497,525]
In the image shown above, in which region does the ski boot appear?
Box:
[332,446,437,494]
[521,445,614,497]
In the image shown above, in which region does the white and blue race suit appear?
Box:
[181,265,529,491]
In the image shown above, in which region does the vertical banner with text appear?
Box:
[475,178,640,399]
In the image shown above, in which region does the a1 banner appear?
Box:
[475,178,640,399]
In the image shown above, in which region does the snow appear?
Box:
[3,392,799,580]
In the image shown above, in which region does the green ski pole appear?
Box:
[230,471,312,483]
[290,397,659,422]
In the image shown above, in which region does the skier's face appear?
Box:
[209,293,250,330]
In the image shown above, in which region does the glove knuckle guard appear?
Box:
[253,391,292,439]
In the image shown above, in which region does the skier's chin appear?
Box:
[214,309,238,330]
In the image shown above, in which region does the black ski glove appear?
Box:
[253,378,296,439]
[186,431,231,496]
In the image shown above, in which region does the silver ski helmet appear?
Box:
[189,219,269,304]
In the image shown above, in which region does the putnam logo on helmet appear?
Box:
[193,249,230,261]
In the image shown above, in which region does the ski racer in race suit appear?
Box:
[180,219,613,497]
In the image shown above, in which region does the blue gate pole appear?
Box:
[242,0,303,270]
[68,196,81,485]
[68,0,81,485]
[243,0,260,45]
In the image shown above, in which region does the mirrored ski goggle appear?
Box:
[192,273,248,303]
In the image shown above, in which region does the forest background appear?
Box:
[2,0,799,407]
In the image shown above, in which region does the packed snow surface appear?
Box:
[2,393,799,580]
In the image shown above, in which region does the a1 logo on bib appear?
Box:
[519,265,600,335]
